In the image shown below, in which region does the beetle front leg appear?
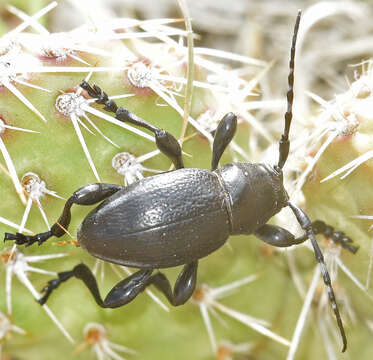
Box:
[147,261,198,306]
[38,263,153,307]
[288,202,347,352]
[4,183,122,247]
[290,219,359,254]
[255,221,358,253]
[254,224,303,247]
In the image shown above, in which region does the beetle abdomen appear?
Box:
[77,168,230,268]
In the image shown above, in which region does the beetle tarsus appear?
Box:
[295,219,359,254]
[38,270,75,305]
[80,80,97,98]
[4,231,52,247]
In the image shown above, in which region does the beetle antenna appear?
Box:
[278,10,301,169]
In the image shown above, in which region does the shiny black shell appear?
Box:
[77,168,230,268]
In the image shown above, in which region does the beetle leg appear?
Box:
[38,263,153,307]
[255,221,358,254]
[4,183,122,247]
[211,113,237,171]
[146,261,198,306]
[288,202,347,353]
[80,81,184,169]
[255,224,302,247]
[290,219,359,254]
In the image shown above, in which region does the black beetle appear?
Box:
[4,11,356,352]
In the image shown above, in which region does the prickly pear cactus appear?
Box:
[1,2,373,360]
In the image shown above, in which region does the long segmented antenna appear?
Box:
[288,202,347,352]
[278,10,301,169]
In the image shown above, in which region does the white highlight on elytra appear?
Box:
[80,322,136,360]
[191,274,290,354]
[0,247,73,343]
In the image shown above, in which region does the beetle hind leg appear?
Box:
[147,261,198,306]
[38,263,153,308]
[38,262,198,308]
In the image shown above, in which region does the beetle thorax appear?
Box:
[215,162,288,235]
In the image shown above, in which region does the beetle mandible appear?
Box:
[4,11,355,352]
